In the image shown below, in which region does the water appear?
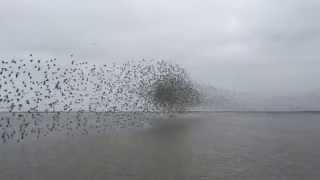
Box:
[1,112,320,179]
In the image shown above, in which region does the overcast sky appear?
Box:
[1,0,320,95]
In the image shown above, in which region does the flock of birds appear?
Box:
[0,56,196,143]
[0,55,189,112]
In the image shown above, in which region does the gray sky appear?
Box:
[1,0,320,95]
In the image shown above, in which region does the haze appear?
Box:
[1,0,320,95]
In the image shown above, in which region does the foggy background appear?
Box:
[1,0,320,97]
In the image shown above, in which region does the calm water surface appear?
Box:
[1,112,320,180]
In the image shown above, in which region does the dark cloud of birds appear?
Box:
[144,72,201,112]
[0,56,202,113]
[0,56,203,143]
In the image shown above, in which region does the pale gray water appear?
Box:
[1,112,320,179]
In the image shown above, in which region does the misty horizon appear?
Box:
[2,0,320,96]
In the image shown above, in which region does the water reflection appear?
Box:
[0,112,160,143]
[137,118,192,179]
[0,113,193,180]
[1,113,320,179]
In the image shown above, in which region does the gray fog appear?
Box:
[1,0,320,95]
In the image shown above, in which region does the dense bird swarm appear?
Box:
[145,73,201,112]
[0,57,201,112]
[0,57,202,143]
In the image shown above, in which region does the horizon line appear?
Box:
[1,110,320,114]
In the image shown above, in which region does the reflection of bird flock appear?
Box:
[0,56,191,112]
[0,112,159,143]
